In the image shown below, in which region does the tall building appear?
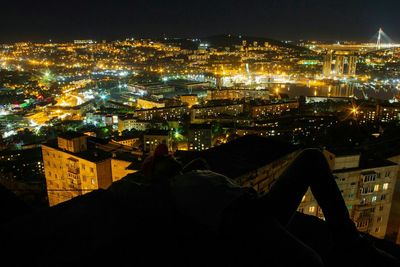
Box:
[348,56,357,76]
[299,151,399,239]
[377,104,400,123]
[42,133,113,206]
[323,53,357,78]
[322,53,332,77]
[353,103,379,124]
[335,55,345,76]
[188,124,212,151]
[387,154,400,244]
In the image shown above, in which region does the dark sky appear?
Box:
[2,0,400,42]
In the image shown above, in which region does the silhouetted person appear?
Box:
[142,143,182,184]
[151,148,400,267]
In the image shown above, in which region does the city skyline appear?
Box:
[2,0,400,42]
[2,1,400,265]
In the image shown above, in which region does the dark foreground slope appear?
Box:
[1,175,399,267]
[1,136,399,266]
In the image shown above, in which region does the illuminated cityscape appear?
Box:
[2,0,400,266]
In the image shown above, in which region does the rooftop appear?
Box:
[58,131,87,140]
[144,129,170,136]
[176,135,299,179]
[112,135,140,142]
[189,123,212,130]
[119,113,138,120]
[333,158,397,174]
[44,140,111,163]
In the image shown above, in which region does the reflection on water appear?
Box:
[266,83,398,100]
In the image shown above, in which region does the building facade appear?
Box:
[118,115,151,132]
[250,100,299,118]
[143,130,171,154]
[188,124,212,151]
[299,151,398,239]
[42,133,113,206]
[190,102,244,123]
[134,105,189,121]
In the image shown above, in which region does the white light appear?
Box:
[119,71,128,77]
[3,130,16,138]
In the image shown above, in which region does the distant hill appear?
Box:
[201,34,309,51]
[158,34,310,51]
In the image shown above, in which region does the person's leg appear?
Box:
[221,194,324,267]
[255,148,399,265]
[258,149,357,238]
[182,158,210,173]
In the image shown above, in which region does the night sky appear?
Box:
[2,0,400,42]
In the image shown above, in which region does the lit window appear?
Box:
[383,183,389,190]
[374,185,379,192]
[309,206,315,213]
[372,196,377,203]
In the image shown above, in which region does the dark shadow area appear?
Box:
[0,174,399,266]
[1,136,400,266]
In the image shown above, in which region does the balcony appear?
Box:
[67,158,80,174]
[67,172,80,180]
[68,176,82,191]
[68,166,80,174]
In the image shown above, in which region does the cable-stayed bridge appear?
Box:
[313,28,400,53]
